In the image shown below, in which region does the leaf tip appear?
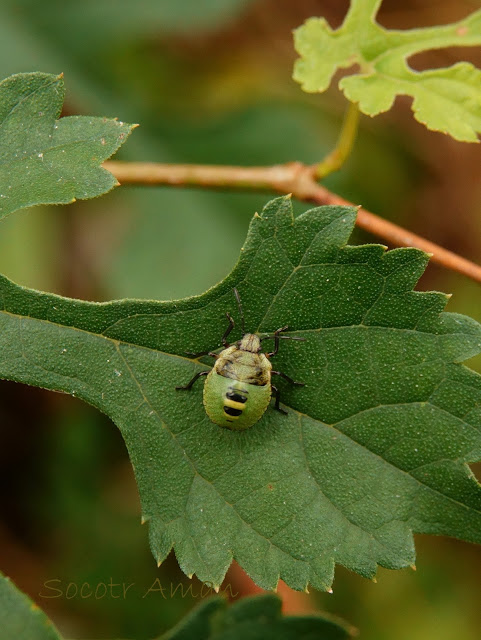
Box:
[410,564,417,572]
[327,587,334,594]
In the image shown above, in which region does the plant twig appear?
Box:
[316,102,360,179]
[103,160,481,285]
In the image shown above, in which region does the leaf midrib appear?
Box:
[5,306,476,359]
[0,138,117,168]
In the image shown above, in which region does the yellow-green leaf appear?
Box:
[293,1,481,142]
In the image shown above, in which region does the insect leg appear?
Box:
[272,385,288,415]
[176,370,209,391]
[272,371,305,386]
[222,312,235,347]
[265,325,288,357]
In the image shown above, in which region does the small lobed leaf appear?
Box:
[0,72,136,219]
[293,0,481,142]
[1,197,481,591]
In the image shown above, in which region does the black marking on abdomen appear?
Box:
[226,389,248,404]
[224,406,243,417]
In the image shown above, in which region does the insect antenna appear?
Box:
[262,335,305,341]
[233,287,246,334]
[260,333,306,342]
[261,325,305,357]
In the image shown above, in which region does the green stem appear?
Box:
[344,0,383,25]
[315,101,360,180]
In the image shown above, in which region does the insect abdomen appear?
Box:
[223,387,248,421]
[203,372,271,431]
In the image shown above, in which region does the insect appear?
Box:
[176,288,305,430]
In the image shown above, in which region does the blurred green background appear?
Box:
[0,0,481,638]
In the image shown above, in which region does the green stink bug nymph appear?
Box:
[176,289,305,430]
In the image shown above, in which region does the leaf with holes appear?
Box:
[1,196,481,591]
[293,0,481,142]
[0,72,135,219]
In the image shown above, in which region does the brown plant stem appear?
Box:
[104,160,481,284]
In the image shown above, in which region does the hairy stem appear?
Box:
[103,160,481,285]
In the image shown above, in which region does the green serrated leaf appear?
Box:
[0,72,135,219]
[1,196,481,591]
[0,573,62,640]
[160,594,353,640]
[293,1,481,142]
